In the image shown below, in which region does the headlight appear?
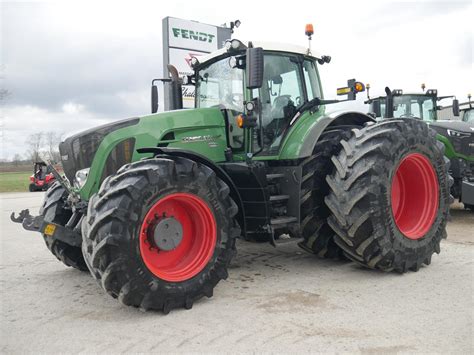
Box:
[447,129,471,138]
[74,168,90,189]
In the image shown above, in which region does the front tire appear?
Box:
[325,119,450,273]
[82,157,240,313]
[39,182,88,271]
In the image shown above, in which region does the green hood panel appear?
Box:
[79,108,227,199]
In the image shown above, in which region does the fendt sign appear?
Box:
[171,28,216,44]
[162,17,231,109]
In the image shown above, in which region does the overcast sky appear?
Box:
[1,0,472,160]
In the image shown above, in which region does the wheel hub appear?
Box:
[153,217,183,251]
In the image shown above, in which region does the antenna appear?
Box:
[421,83,426,92]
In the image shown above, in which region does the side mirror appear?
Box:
[452,99,460,116]
[371,100,382,117]
[246,47,264,89]
[151,84,158,113]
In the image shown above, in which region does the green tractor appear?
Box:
[366,86,474,210]
[12,36,451,313]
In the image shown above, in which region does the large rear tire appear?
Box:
[325,119,450,273]
[298,128,353,258]
[39,182,88,271]
[82,157,240,313]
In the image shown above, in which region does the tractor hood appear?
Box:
[59,108,227,198]
[429,120,474,134]
[428,120,474,159]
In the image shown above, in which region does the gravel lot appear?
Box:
[1,192,473,353]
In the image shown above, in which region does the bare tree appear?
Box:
[12,153,23,166]
[26,132,43,162]
[45,131,61,162]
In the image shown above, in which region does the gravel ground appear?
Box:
[1,192,473,353]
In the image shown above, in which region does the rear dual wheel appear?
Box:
[325,119,450,272]
[82,156,240,313]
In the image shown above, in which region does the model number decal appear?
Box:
[182,135,221,147]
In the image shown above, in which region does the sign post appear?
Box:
[162,17,232,110]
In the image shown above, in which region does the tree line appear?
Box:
[7,131,63,165]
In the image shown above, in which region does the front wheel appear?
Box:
[82,157,240,313]
[325,119,450,273]
[39,182,88,271]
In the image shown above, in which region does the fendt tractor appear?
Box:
[12,28,451,313]
[366,86,474,210]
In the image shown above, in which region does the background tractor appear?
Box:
[366,86,474,210]
[29,161,55,192]
[12,34,451,313]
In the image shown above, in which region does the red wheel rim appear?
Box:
[391,153,439,239]
[139,193,217,282]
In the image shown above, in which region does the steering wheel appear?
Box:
[400,113,415,118]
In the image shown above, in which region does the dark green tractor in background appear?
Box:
[366,86,474,210]
[12,37,451,313]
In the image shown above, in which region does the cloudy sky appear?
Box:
[1,0,472,160]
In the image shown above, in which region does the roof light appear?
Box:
[225,39,244,52]
[190,56,199,67]
[426,89,437,96]
[305,24,314,37]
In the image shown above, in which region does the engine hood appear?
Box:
[429,120,474,133]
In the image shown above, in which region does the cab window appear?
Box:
[254,54,305,155]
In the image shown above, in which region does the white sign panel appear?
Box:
[169,48,207,108]
[163,17,231,110]
[168,17,218,53]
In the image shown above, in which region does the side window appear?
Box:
[303,60,321,100]
[422,99,435,120]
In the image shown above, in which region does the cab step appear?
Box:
[269,194,290,202]
[271,216,297,226]
[266,173,285,181]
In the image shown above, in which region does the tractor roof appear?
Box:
[197,40,322,66]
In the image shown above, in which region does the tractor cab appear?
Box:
[194,41,325,156]
[29,161,55,192]
[366,87,459,121]
[462,108,474,124]
[154,39,357,161]
[461,95,473,124]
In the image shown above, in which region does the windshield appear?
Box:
[393,95,436,120]
[463,108,474,124]
[195,57,244,111]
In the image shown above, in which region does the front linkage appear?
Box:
[11,160,88,270]
[11,208,82,248]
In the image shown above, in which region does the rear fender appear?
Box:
[280,110,375,160]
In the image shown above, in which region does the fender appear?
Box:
[281,110,375,159]
[137,147,246,236]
